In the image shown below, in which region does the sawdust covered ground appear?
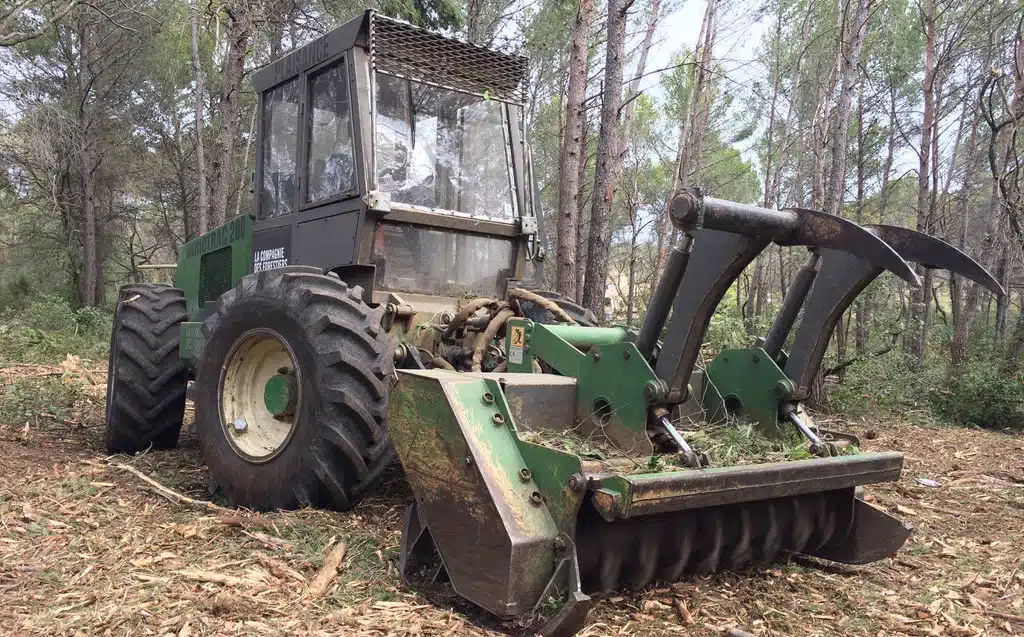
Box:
[1,362,1023,637]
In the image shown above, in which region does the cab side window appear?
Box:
[261,78,300,219]
[307,59,356,203]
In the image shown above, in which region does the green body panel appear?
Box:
[174,215,254,362]
[179,322,203,364]
[574,341,660,454]
[388,369,576,617]
[505,320,660,455]
[174,214,254,320]
[703,347,796,436]
[506,318,573,375]
[505,319,630,375]
[512,441,584,534]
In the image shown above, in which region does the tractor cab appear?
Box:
[250,11,538,303]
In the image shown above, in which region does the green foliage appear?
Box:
[703,146,762,204]
[660,51,694,122]
[687,420,859,466]
[824,350,940,425]
[0,295,110,365]
[703,303,751,353]
[823,323,1024,432]
[932,349,1024,431]
[0,376,84,429]
[378,0,464,31]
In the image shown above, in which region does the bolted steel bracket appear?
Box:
[528,533,592,637]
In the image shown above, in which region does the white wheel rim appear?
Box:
[219,329,301,462]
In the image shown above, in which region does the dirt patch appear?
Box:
[1,365,1023,636]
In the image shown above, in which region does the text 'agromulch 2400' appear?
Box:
[102,11,1005,637]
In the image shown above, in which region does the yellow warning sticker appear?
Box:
[509,325,525,364]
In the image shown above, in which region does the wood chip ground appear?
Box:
[2,363,1023,636]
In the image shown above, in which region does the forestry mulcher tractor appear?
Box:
[103,11,1004,636]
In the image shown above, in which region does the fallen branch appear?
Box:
[111,462,230,513]
[242,529,294,550]
[305,542,347,599]
[255,553,307,584]
[673,597,694,625]
[175,569,256,587]
[823,332,901,378]
[983,609,1024,623]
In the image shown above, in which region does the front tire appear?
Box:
[195,268,396,511]
[105,284,189,453]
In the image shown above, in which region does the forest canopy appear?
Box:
[1,0,1022,427]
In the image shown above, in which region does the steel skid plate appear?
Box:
[388,369,586,618]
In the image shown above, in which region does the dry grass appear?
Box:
[2,362,1024,636]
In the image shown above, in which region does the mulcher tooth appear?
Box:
[778,225,1004,400]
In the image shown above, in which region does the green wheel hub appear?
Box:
[264,373,296,416]
[219,329,301,463]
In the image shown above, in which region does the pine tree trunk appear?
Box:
[574,118,590,302]
[581,0,628,317]
[656,0,716,279]
[465,0,488,44]
[190,0,209,239]
[78,21,99,307]
[1000,25,1024,370]
[821,0,869,218]
[816,0,869,392]
[906,0,936,365]
[210,2,250,229]
[950,100,981,337]
[618,0,660,151]
[655,120,687,279]
[766,0,813,208]
[556,0,594,299]
[854,86,869,354]
[626,205,638,326]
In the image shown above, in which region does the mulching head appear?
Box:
[385,189,1001,637]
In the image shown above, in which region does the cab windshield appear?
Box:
[374,73,518,221]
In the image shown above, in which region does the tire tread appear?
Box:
[105,284,188,453]
[197,268,395,511]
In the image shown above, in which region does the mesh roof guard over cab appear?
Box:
[370,13,528,104]
[252,10,529,103]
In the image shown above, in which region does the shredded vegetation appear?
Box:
[685,421,860,466]
[517,427,620,460]
[517,417,860,474]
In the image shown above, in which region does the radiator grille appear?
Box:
[198,247,233,306]
[370,13,528,104]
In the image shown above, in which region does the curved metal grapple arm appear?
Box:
[653,192,920,403]
[782,226,1004,400]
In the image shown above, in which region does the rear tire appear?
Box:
[195,268,396,511]
[104,284,189,453]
